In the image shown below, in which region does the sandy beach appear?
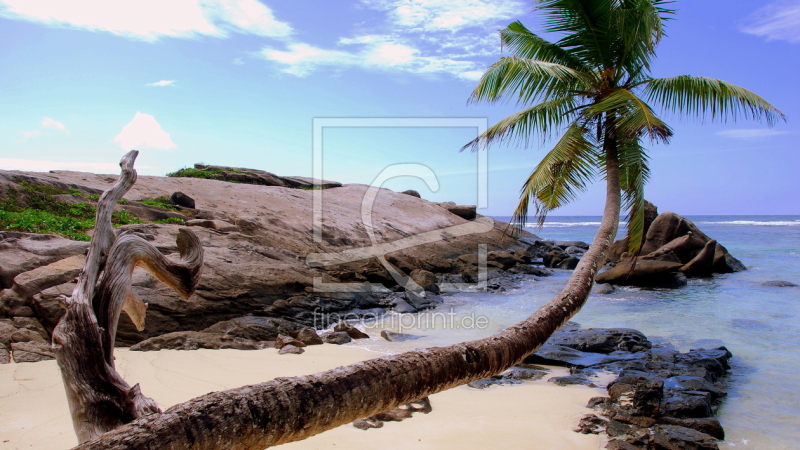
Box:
[1,345,604,449]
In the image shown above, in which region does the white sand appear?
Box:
[0,345,604,449]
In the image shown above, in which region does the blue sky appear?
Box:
[0,0,797,216]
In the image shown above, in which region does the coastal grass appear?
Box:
[138,196,179,211]
[154,217,186,225]
[0,179,142,241]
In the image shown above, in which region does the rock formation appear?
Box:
[598,203,745,287]
[0,165,543,356]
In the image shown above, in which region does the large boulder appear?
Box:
[602,207,744,287]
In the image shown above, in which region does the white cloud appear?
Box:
[15,117,69,142]
[716,128,794,139]
[362,0,525,32]
[0,0,291,42]
[259,35,485,79]
[41,117,69,134]
[0,158,123,173]
[146,80,176,87]
[743,1,800,43]
[114,112,177,151]
[15,130,44,143]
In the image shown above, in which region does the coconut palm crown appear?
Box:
[464,0,784,251]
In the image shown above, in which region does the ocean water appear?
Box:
[351,215,800,449]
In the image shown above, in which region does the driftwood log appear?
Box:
[52,150,204,443]
[54,150,621,449]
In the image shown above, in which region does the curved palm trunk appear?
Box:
[73,150,621,449]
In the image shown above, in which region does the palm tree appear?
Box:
[464,0,783,257]
[68,2,783,448]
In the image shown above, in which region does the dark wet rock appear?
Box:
[548,328,652,354]
[556,241,590,250]
[762,280,797,287]
[507,264,553,276]
[606,420,640,438]
[401,190,421,198]
[468,367,549,389]
[409,269,439,294]
[558,256,580,269]
[548,374,596,387]
[380,330,422,342]
[322,331,352,345]
[605,439,642,450]
[662,391,713,418]
[593,283,616,295]
[10,341,55,362]
[170,191,195,208]
[513,248,532,263]
[574,414,607,434]
[333,322,369,339]
[352,417,383,430]
[524,344,648,368]
[296,328,323,345]
[487,251,524,270]
[666,376,726,400]
[403,290,443,311]
[278,344,304,355]
[274,334,306,349]
[596,260,684,287]
[564,246,587,257]
[652,425,719,450]
[657,418,724,440]
[543,248,570,269]
[202,315,304,343]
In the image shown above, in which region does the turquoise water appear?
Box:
[354,216,800,449]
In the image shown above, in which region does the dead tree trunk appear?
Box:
[68,150,621,449]
[51,150,204,443]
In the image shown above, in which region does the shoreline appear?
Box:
[0,345,604,449]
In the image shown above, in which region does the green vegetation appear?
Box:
[465,0,783,251]
[154,217,186,225]
[166,166,252,180]
[167,167,223,179]
[0,179,142,240]
[139,196,179,211]
[0,209,94,241]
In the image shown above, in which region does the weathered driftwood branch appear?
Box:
[71,153,621,449]
[52,150,204,443]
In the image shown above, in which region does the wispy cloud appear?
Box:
[259,37,483,80]
[363,0,525,32]
[146,80,176,87]
[41,117,70,134]
[15,130,44,143]
[0,158,124,173]
[114,112,176,151]
[0,0,292,42]
[716,128,794,139]
[257,0,525,81]
[15,117,70,142]
[742,1,800,43]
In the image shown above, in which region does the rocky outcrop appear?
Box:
[1,167,539,351]
[178,164,344,189]
[513,323,732,449]
[599,208,745,287]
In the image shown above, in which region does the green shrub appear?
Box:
[154,217,186,225]
[166,167,223,179]
[139,196,179,211]
[112,209,143,226]
[0,209,93,241]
